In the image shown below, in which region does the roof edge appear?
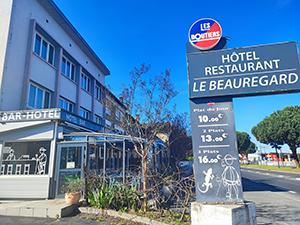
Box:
[38,0,110,75]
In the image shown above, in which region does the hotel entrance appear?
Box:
[55,143,85,197]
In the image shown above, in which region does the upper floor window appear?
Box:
[116,109,123,120]
[81,73,91,93]
[106,111,111,117]
[61,56,75,81]
[59,98,74,113]
[33,33,54,65]
[28,83,51,109]
[79,107,90,120]
[94,115,104,125]
[95,85,102,101]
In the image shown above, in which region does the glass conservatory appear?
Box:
[55,132,144,197]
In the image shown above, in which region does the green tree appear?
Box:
[246,142,256,155]
[236,131,250,154]
[251,105,300,168]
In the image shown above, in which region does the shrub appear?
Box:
[87,181,141,211]
[60,177,83,194]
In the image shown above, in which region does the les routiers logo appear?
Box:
[188,18,222,50]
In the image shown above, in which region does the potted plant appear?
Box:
[60,178,84,205]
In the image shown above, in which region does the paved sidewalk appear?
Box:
[0,200,168,224]
[244,189,300,224]
[0,215,110,225]
[0,199,76,218]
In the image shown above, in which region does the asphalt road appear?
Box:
[241,167,300,225]
[241,167,300,195]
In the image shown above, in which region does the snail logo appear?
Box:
[189,18,222,50]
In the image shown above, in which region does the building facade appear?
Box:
[0,0,109,119]
[0,0,128,200]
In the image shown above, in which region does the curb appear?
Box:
[78,207,169,225]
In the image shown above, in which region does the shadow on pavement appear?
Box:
[242,177,288,192]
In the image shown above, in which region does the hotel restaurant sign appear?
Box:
[0,108,102,132]
[188,41,300,98]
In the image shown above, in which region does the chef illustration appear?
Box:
[219,154,241,201]
[6,149,16,160]
[34,147,47,175]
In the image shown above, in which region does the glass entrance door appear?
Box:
[56,144,85,197]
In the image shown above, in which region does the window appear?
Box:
[94,115,104,125]
[81,73,90,92]
[59,146,82,170]
[28,83,51,109]
[1,141,50,176]
[33,33,54,65]
[79,108,90,120]
[116,109,123,120]
[95,85,102,101]
[59,98,74,113]
[115,125,124,133]
[105,120,112,127]
[61,56,75,81]
[106,109,111,116]
[88,146,97,170]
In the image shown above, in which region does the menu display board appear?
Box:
[190,97,243,203]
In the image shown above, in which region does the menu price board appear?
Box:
[190,97,244,203]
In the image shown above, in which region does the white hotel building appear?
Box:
[0,0,128,199]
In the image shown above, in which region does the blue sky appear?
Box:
[53,0,300,153]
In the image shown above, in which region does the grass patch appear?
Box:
[241,164,300,173]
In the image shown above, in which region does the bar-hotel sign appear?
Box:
[0,108,103,132]
[0,109,60,122]
[187,41,300,98]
